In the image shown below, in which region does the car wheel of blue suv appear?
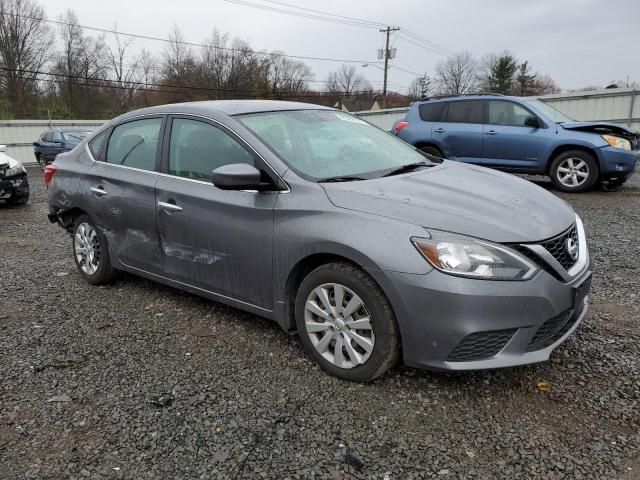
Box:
[549,150,599,193]
[418,145,443,158]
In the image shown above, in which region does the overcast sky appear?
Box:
[47,0,639,92]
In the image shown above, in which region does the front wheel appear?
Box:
[549,150,599,193]
[72,215,117,285]
[295,262,400,382]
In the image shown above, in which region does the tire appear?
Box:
[72,214,117,285]
[549,150,599,193]
[35,153,45,171]
[295,262,400,382]
[419,145,444,159]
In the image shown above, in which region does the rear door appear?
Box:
[482,100,550,170]
[155,116,277,309]
[84,116,165,274]
[430,100,485,160]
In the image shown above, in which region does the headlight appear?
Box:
[602,134,631,150]
[412,233,539,280]
[6,162,26,177]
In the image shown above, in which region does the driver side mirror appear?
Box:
[524,116,540,128]
[212,163,262,190]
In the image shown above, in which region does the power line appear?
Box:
[256,0,386,27]
[2,66,409,99]
[220,0,382,29]
[0,12,380,65]
[401,29,456,56]
[396,34,453,58]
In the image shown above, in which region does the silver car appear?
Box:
[46,101,592,382]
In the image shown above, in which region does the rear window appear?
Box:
[442,100,484,124]
[418,102,444,122]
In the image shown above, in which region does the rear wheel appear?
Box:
[549,150,599,193]
[418,145,444,159]
[35,153,46,170]
[72,215,117,285]
[295,262,400,382]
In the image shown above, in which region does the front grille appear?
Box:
[509,225,579,281]
[540,225,578,270]
[447,329,517,362]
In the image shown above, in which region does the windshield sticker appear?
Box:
[334,113,367,125]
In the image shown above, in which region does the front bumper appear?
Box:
[370,259,592,371]
[597,145,638,179]
[0,172,29,200]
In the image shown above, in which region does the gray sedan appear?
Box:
[46,100,592,382]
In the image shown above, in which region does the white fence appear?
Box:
[3,88,638,165]
[353,87,640,132]
[0,120,105,165]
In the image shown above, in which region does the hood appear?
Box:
[560,121,639,141]
[0,152,20,169]
[322,161,575,243]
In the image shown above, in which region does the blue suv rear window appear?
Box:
[418,102,444,122]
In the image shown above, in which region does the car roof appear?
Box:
[116,100,334,121]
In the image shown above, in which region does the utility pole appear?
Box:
[380,26,399,108]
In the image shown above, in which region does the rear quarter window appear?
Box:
[418,102,444,122]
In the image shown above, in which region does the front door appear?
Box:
[155,116,277,309]
[85,117,165,274]
[482,100,549,170]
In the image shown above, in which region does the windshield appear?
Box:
[63,131,92,142]
[524,100,574,123]
[238,110,434,180]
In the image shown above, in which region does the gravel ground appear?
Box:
[1,166,639,480]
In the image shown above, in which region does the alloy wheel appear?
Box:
[556,157,589,188]
[304,282,375,369]
[74,222,100,275]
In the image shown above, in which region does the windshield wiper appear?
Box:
[382,161,431,177]
[318,175,367,183]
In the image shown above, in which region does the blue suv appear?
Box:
[33,128,93,170]
[395,94,639,192]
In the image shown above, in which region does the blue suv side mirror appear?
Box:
[524,116,540,128]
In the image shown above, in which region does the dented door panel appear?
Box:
[85,162,162,273]
[155,176,277,309]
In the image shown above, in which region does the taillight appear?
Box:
[395,121,409,134]
[44,164,57,188]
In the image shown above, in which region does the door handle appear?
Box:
[90,186,107,196]
[485,130,497,135]
[434,128,445,134]
[158,201,183,213]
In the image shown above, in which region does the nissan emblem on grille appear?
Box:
[565,237,579,261]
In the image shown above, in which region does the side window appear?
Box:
[444,101,484,124]
[168,118,254,181]
[418,102,444,122]
[488,101,533,127]
[52,131,63,143]
[106,118,162,171]
[88,130,109,159]
[43,132,53,142]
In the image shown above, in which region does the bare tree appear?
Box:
[265,52,312,96]
[0,0,53,117]
[108,29,145,113]
[531,74,560,95]
[325,64,370,95]
[53,10,107,117]
[434,51,480,95]
[160,26,199,102]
